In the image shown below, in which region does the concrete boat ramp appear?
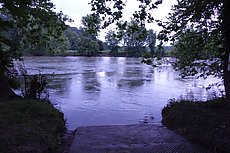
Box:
[69,124,211,153]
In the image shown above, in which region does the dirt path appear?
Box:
[69,124,211,153]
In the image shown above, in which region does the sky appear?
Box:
[51,0,177,41]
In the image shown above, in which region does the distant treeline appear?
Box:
[1,12,172,57]
[48,26,172,57]
[4,24,172,57]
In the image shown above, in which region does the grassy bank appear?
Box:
[0,99,66,153]
[162,98,230,153]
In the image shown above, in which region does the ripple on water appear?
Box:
[22,56,222,129]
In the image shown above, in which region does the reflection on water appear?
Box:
[23,56,221,130]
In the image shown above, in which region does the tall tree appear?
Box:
[146,29,156,56]
[105,29,120,55]
[90,0,162,28]
[158,0,230,98]
[0,0,68,99]
[81,14,101,38]
[76,14,101,56]
[171,28,222,78]
[77,35,100,56]
[118,20,148,56]
[91,0,230,98]
[17,11,69,56]
[64,27,79,50]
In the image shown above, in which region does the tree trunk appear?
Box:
[223,0,230,99]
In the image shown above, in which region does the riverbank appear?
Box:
[0,99,66,153]
[162,98,230,153]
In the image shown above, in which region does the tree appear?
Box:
[155,41,165,59]
[90,0,161,57]
[64,27,79,50]
[171,28,222,78]
[90,0,162,28]
[48,32,70,55]
[105,29,120,55]
[91,0,230,98]
[0,0,68,99]
[77,35,100,56]
[76,14,101,56]
[146,29,156,56]
[118,20,148,56]
[18,16,69,55]
[157,0,230,98]
[81,14,101,38]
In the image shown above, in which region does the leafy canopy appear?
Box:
[81,14,101,37]
[157,0,223,79]
[90,0,224,77]
[90,0,163,28]
[76,14,102,56]
[0,0,69,75]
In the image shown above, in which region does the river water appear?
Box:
[22,56,220,130]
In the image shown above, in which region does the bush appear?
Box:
[0,99,66,153]
[162,98,230,153]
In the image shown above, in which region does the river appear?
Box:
[22,56,221,130]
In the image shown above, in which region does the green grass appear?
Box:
[162,98,230,153]
[0,99,66,153]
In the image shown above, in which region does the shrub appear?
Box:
[162,98,230,153]
[0,99,66,153]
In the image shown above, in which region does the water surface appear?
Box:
[23,56,220,130]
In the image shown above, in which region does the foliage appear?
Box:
[72,14,102,56]
[123,20,147,48]
[0,99,66,153]
[158,0,222,41]
[22,74,48,99]
[104,20,157,57]
[0,0,69,78]
[172,28,222,78]
[162,98,230,153]
[116,20,151,57]
[81,14,101,38]
[48,32,70,55]
[141,52,153,65]
[158,0,223,79]
[0,0,72,99]
[146,29,156,56]
[77,36,100,56]
[105,29,120,55]
[90,0,230,98]
[16,12,69,55]
[155,41,165,59]
[16,60,49,99]
[90,0,163,28]
[57,19,103,56]
[64,27,79,50]
[5,66,21,89]
[90,1,160,57]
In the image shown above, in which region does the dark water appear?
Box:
[22,56,220,130]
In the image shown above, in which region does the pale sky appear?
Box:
[51,0,177,41]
